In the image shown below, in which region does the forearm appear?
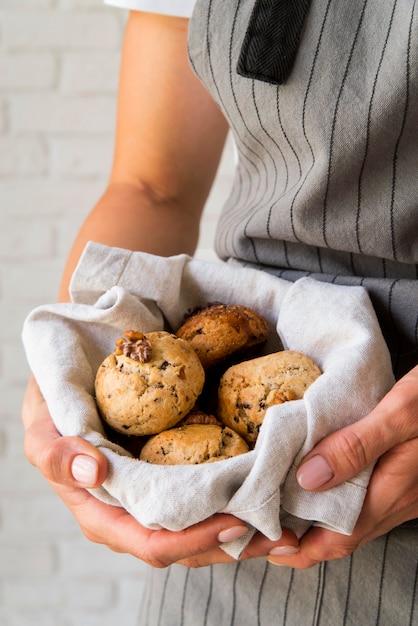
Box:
[58,181,203,302]
[56,11,229,302]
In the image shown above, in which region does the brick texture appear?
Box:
[0,1,233,624]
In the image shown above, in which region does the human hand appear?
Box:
[22,375,298,567]
[267,364,418,569]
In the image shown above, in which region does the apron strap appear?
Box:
[237,0,312,84]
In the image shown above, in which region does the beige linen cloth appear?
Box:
[22,242,395,558]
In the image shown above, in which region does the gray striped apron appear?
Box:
[138,1,418,623]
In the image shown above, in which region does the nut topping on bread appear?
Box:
[177,410,221,427]
[115,330,153,363]
[95,331,205,436]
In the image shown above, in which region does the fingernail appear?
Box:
[71,455,99,486]
[268,545,299,557]
[296,455,333,490]
[218,525,249,543]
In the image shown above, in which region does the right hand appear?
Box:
[22,375,300,568]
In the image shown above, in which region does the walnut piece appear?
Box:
[177,410,221,427]
[114,330,153,363]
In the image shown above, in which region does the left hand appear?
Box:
[268,364,418,569]
[22,376,300,569]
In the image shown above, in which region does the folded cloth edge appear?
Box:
[22,242,395,560]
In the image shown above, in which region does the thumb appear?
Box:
[295,374,416,491]
[24,414,108,489]
[22,375,107,489]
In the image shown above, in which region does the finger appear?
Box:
[22,375,107,488]
[56,483,251,567]
[269,439,418,569]
[24,407,107,489]
[352,439,418,544]
[177,547,236,567]
[267,525,357,569]
[145,515,250,567]
[177,526,301,567]
[22,374,47,430]
[296,368,418,491]
[295,419,384,491]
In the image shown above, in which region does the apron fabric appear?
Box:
[189,0,418,380]
[138,521,418,626]
[139,0,418,623]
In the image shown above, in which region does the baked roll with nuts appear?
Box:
[139,423,249,465]
[176,302,269,370]
[218,350,322,446]
[95,330,205,436]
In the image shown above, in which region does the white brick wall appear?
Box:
[0,1,234,624]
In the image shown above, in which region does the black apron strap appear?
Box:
[237,0,312,84]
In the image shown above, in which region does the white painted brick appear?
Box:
[0,543,56,576]
[1,0,55,7]
[68,580,116,611]
[0,427,5,456]
[117,575,148,617]
[10,94,117,134]
[61,576,147,626]
[0,137,48,176]
[66,606,143,626]
[0,381,28,419]
[0,612,67,626]
[0,52,56,90]
[1,259,65,304]
[0,341,30,387]
[0,219,54,260]
[221,132,238,175]
[204,173,234,215]
[195,247,221,262]
[0,454,58,497]
[197,176,233,255]
[0,302,39,340]
[0,99,6,132]
[59,539,146,577]
[2,12,121,51]
[1,494,79,534]
[0,422,27,460]
[1,342,31,385]
[50,137,113,177]
[200,132,235,219]
[60,0,120,8]
[0,180,103,218]
[61,52,120,93]
[3,578,115,610]
[0,421,56,495]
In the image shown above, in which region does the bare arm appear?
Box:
[59,10,229,300]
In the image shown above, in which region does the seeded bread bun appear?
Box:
[139,423,249,465]
[95,331,205,436]
[218,350,321,445]
[176,302,269,370]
